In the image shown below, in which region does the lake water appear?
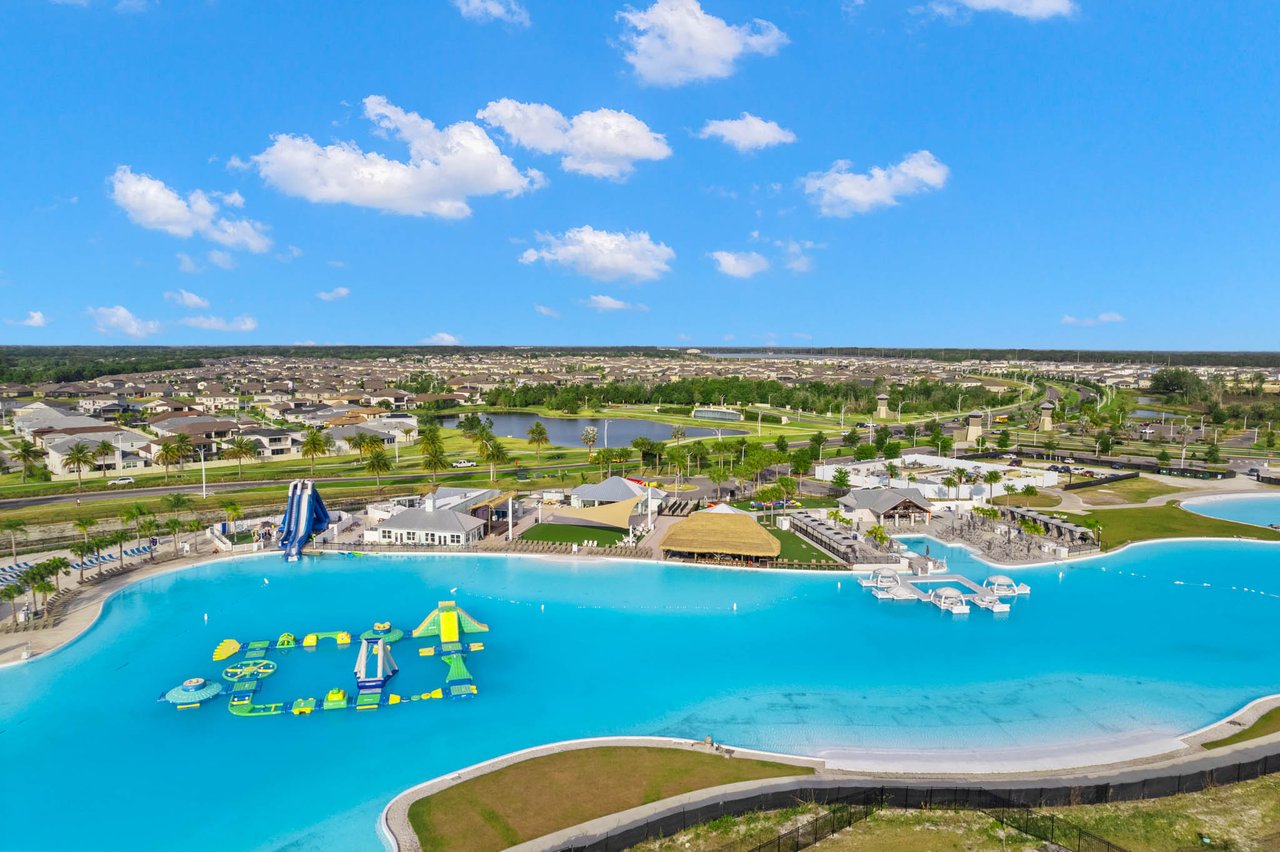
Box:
[437,412,742,447]
[3,540,1280,849]
[1184,494,1280,528]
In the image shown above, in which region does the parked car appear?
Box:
[1111,463,1125,470]
[1248,467,1261,476]
[451,459,477,468]
[1000,453,1017,460]
[1008,458,1023,467]
[107,476,135,486]
[1062,457,1076,464]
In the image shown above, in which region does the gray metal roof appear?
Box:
[571,476,665,503]
[838,487,934,515]
[376,507,485,535]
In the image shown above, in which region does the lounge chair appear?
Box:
[18,562,34,570]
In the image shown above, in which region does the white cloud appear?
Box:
[176,252,202,274]
[618,0,788,87]
[697,113,796,153]
[88,305,160,339]
[422,331,461,345]
[277,244,303,262]
[207,249,236,270]
[478,99,671,179]
[253,95,543,218]
[1061,312,1124,327]
[952,0,1076,19]
[114,0,150,12]
[534,304,560,318]
[710,250,768,278]
[164,289,210,309]
[451,0,529,26]
[109,166,272,252]
[6,311,48,328]
[180,314,259,332]
[803,151,949,216]
[327,259,347,268]
[216,189,245,208]
[316,287,350,302]
[774,239,824,273]
[583,295,646,312]
[520,225,674,282]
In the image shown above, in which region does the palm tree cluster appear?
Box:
[0,557,69,625]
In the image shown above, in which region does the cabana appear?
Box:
[546,495,642,530]
[659,513,781,565]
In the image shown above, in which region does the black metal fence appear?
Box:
[718,787,1126,852]
[556,754,1280,852]
[1062,471,1139,491]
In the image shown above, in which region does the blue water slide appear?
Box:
[278,480,331,561]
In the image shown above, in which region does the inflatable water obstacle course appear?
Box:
[162,601,489,716]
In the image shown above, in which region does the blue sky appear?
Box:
[1,0,1278,348]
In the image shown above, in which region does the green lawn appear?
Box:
[520,523,626,546]
[1055,502,1280,550]
[991,492,1062,508]
[1075,476,1187,506]
[1203,707,1280,750]
[406,747,811,852]
[766,526,837,562]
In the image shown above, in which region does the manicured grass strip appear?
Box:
[407,747,811,852]
[520,523,626,546]
[1055,502,1280,550]
[765,527,837,563]
[1203,707,1280,750]
[991,493,1062,508]
[1075,477,1187,506]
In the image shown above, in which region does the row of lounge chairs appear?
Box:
[0,546,155,588]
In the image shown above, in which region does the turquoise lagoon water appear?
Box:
[2,541,1280,850]
[1185,493,1280,528]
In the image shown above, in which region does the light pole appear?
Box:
[897,400,904,422]
[198,446,208,499]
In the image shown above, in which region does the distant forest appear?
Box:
[0,345,1278,385]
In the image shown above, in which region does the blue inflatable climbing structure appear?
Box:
[278,480,331,561]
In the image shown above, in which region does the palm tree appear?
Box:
[687,441,709,472]
[14,439,42,483]
[137,518,159,560]
[670,424,686,445]
[63,442,95,491]
[220,499,244,530]
[866,525,891,549]
[707,466,728,500]
[417,422,448,481]
[121,503,152,549]
[73,516,98,547]
[941,475,958,500]
[185,519,205,553]
[165,518,184,556]
[161,492,194,519]
[1,584,22,626]
[108,530,129,567]
[33,580,55,614]
[68,541,93,581]
[94,439,115,478]
[526,421,549,460]
[0,518,25,565]
[477,434,510,482]
[365,447,393,489]
[156,440,183,482]
[884,461,900,481]
[581,426,598,457]
[982,469,1003,502]
[170,433,194,470]
[300,428,333,476]
[221,436,259,479]
[41,556,70,591]
[18,568,40,611]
